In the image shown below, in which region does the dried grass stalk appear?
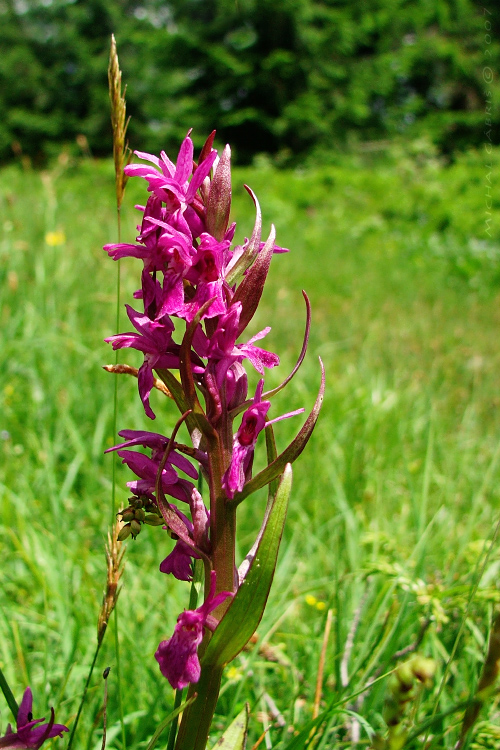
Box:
[108,34,131,210]
[103,363,174,399]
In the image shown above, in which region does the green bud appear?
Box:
[394,663,414,695]
[117,524,132,541]
[135,507,146,522]
[383,696,402,727]
[411,656,436,688]
[120,508,135,523]
[130,519,142,537]
[387,726,408,750]
[145,514,165,526]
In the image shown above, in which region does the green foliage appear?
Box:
[0,0,498,163]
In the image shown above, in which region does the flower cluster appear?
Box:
[104,131,322,692]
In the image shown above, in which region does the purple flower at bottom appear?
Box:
[0,688,68,750]
[155,572,233,689]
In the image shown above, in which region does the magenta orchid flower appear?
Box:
[124,135,217,218]
[105,429,202,478]
[160,536,199,582]
[116,449,195,505]
[223,380,305,498]
[159,489,209,581]
[0,688,67,750]
[104,195,166,271]
[105,304,180,419]
[155,572,233,689]
[203,303,280,390]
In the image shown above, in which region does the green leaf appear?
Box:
[146,695,198,750]
[202,464,293,668]
[0,666,19,721]
[265,422,279,498]
[210,704,249,750]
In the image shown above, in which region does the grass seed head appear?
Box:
[97,520,126,644]
[108,34,131,210]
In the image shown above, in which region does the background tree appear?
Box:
[0,0,498,163]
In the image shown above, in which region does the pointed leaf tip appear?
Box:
[233,360,324,503]
[225,186,262,285]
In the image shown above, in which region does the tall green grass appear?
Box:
[1,145,500,749]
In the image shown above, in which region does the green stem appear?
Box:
[208,397,236,602]
[174,426,234,750]
[211,483,236,600]
[112,206,126,750]
[67,642,101,750]
[111,214,121,526]
[0,665,19,720]
[166,689,185,750]
[114,607,127,750]
[174,666,224,750]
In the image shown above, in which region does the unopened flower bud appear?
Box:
[206,144,231,240]
[383,697,403,727]
[120,508,135,523]
[117,523,132,541]
[145,514,164,526]
[130,519,142,537]
[393,663,414,695]
[412,656,436,688]
[135,507,146,522]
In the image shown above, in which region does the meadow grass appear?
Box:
[1,145,500,749]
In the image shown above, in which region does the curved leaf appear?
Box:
[263,291,311,400]
[225,186,262,286]
[231,358,325,505]
[146,695,198,750]
[229,291,311,419]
